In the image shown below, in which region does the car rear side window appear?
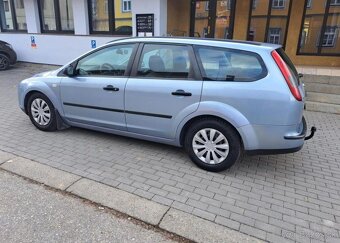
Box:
[195,46,267,82]
[137,44,193,79]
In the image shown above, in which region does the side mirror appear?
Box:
[63,64,76,77]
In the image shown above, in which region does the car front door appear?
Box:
[60,43,137,130]
[125,43,203,139]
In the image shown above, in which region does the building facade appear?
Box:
[0,0,339,67]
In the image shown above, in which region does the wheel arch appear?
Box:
[178,115,244,150]
[24,90,42,114]
[23,87,62,115]
[0,51,10,59]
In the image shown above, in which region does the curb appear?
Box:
[0,150,263,243]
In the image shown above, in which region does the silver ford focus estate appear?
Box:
[18,37,316,172]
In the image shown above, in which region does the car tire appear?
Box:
[27,93,57,131]
[0,54,10,70]
[184,119,242,172]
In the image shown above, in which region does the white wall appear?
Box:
[0,33,119,65]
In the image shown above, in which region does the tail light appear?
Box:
[271,50,302,101]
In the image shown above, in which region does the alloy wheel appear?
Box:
[192,128,230,164]
[30,98,51,126]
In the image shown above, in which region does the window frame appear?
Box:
[268,28,282,44]
[37,0,74,33]
[330,0,340,6]
[321,26,337,47]
[272,0,285,9]
[247,0,293,49]
[130,42,202,81]
[297,0,340,56]
[0,0,27,32]
[122,0,131,13]
[88,0,132,35]
[193,45,268,82]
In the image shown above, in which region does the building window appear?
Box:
[322,27,337,47]
[122,0,131,12]
[306,0,312,8]
[0,0,27,31]
[252,0,257,9]
[16,0,23,8]
[89,0,132,35]
[298,0,340,55]
[272,0,285,9]
[205,1,209,11]
[330,0,340,6]
[268,28,281,44]
[38,0,74,32]
[247,0,292,47]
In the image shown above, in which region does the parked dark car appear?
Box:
[115,26,132,35]
[0,40,17,70]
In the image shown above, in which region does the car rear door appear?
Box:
[60,43,137,130]
[125,43,203,139]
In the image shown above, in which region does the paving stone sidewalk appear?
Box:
[0,62,339,242]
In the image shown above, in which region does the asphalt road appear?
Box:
[0,170,179,243]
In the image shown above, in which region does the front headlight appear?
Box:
[5,43,13,49]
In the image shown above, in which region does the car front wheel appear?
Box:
[184,119,242,172]
[27,93,57,131]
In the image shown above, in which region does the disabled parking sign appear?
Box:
[31,36,37,48]
[91,40,96,49]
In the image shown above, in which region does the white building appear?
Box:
[0,0,167,65]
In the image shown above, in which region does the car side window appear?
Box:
[196,46,267,82]
[76,44,135,77]
[137,44,193,79]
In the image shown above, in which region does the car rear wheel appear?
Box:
[0,54,10,70]
[184,119,242,172]
[27,93,57,131]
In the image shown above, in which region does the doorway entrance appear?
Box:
[189,0,235,39]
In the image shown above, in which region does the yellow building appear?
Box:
[168,0,340,67]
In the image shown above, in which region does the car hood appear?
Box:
[33,70,58,77]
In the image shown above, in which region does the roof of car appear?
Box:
[110,37,281,51]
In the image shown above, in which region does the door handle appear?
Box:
[171,89,192,97]
[103,85,119,92]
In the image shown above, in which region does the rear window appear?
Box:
[195,46,267,82]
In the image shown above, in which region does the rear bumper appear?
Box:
[246,145,303,155]
[239,116,315,153]
[284,117,316,141]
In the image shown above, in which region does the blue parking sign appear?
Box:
[91,40,96,49]
[31,36,37,48]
